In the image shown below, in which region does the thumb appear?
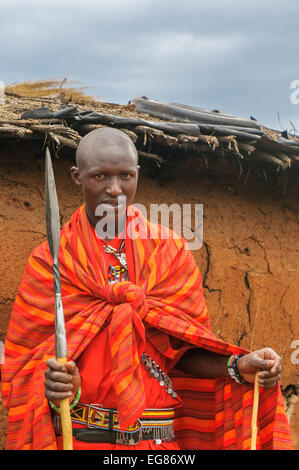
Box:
[65,361,77,375]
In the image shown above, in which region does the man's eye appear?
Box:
[121,174,131,179]
[95,174,105,180]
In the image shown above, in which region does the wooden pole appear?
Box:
[57,357,73,450]
[251,372,259,450]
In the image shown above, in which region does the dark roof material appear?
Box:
[1,80,299,193]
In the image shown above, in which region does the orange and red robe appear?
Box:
[56,232,184,450]
[1,204,293,450]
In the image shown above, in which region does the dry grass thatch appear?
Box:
[4,78,98,105]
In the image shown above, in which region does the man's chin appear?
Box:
[95,199,127,214]
[94,209,127,240]
[95,204,126,224]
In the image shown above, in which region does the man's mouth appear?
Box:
[95,197,127,217]
[102,201,125,208]
[103,200,119,206]
[101,196,127,207]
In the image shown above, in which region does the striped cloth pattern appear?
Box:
[1,204,293,450]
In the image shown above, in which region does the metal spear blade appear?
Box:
[45,148,60,264]
[45,148,67,359]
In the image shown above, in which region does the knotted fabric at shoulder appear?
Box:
[103,281,148,319]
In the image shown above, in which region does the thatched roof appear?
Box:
[1,79,299,193]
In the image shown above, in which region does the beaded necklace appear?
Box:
[102,239,127,268]
[101,239,128,283]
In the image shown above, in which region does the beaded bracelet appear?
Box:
[227,355,248,384]
[49,386,81,413]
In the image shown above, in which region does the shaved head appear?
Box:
[70,126,140,234]
[76,127,138,169]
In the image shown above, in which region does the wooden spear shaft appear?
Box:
[56,357,73,450]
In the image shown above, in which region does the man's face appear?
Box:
[71,140,139,229]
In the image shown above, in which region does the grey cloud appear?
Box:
[0,0,299,131]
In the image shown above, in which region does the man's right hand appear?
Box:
[44,358,81,407]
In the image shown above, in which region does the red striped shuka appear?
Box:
[1,204,293,450]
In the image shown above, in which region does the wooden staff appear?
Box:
[45,147,73,450]
[251,372,259,450]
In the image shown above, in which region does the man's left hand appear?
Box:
[237,348,281,388]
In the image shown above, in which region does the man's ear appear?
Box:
[70,166,81,186]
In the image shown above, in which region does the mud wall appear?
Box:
[0,141,298,449]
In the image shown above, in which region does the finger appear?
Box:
[44,369,73,384]
[256,348,281,367]
[45,388,73,403]
[258,367,281,380]
[270,357,282,375]
[249,355,275,371]
[258,370,281,381]
[46,358,67,373]
[258,375,280,388]
[261,348,280,361]
[45,377,73,393]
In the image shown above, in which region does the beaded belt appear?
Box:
[53,404,175,445]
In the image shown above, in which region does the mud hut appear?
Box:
[0,80,298,449]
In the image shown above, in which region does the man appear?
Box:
[1,128,292,450]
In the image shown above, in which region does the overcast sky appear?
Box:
[1,0,299,131]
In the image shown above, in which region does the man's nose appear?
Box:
[106,177,122,196]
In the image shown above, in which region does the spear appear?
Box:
[45,147,73,450]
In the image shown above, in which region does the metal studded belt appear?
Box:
[71,428,158,444]
[53,404,175,445]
